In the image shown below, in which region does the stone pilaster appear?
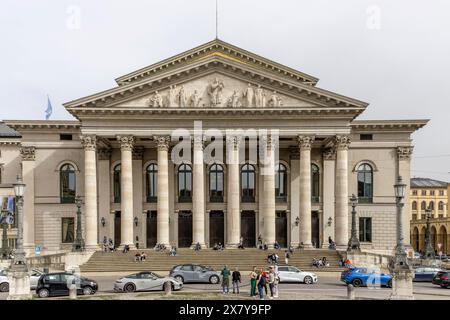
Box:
[289,147,300,247]
[397,146,414,250]
[261,135,276,248]
[20,146,35,253]
[80,135,99,250]
[117,135,135,249]
[192,136,206,248]
[154,136,171,246]
[298,135,315,248]
[226,135,241,248]
[334,135,351,248]
[322,147,336,248]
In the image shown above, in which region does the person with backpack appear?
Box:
[232,267,241,294]
[256,268,266,300]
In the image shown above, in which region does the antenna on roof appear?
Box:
[215,0,219,39]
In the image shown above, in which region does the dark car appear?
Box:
[432,271,450,288]
[414,267,444,282]
[36,272,98,298]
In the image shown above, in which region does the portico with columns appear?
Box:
[0,39,428,255]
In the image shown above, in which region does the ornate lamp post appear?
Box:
[72,196,85,252]
[7,175,32,300]
[347,194,361,252]
[389,175,414,300]
[1,211,10,259]
[423,207,435,260]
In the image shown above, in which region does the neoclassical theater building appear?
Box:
[0,39,427,255]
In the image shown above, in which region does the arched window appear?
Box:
[209,164,224,202]
[114,164,121,203]
[241,164,256,203]
[275,163,287,202]
[438,201,444,211]
[178,164,192,202]
[311,164,320,203]
[412,201,417,211]
[357,164,373,203]
[429,201,435,211]
[60,164,76,203]
[146,164,158,203]
[421,201,426,210]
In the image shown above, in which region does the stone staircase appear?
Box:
[80,248,344,273]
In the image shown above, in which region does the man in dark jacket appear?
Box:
[232,267,242,294]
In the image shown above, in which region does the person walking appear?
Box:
[257,268,266,300]
[221,265,231,294]
[249,267,257,297]
[232,267,241,294]
[268,267,275,299]
[285,250,290,265]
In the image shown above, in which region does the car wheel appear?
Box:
[209,275,220,284]
[352,278,363,287]
[0,282,9,292]
[174,275,184,284]
[162,281,174,291]
[304,276,313,285]
[124,283,136,293]
[387,280,393,288]
[83,286,93,295]
[38,288,50,298]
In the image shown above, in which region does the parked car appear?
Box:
[340,267,392,288]
[36,272,98,298]
[277,266,317,284]
[169,264,221,284]
[0,268,45,292]
[414,267,444,282]
[114,271,182,293]
[432,271,450,288]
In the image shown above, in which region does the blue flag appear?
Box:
[45,95,53,120]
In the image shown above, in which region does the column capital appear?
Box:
[260,135,278,150]
[192,135,206,150]
[132,146,145,160]
[297,135,315,150]
[334,135,351,150]
[226,135,242,150]
[153,135,170,151]
[80,135,97,151]
[323,147,336,161]
[98,148,112,160]
[117,135,135,151]
[397,146,414,160]
[20,146,36,161]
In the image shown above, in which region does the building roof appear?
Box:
[0,122,21,138]
[411,178,448,188]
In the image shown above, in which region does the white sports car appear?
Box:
[0,268,45,292]
[277,266,318,284]
[114,271,183,293]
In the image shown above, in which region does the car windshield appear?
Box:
[151,272,163,278]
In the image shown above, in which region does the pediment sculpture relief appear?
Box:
[268,91,283,107]
[207,78,225,107]
[227,90,242,108]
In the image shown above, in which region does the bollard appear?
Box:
[347,284,355,300]
[164,281,172,296]
[69,283,77,300]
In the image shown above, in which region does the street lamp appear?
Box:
[1,211,10,259]
[72,196,85,252]
[347,194,361,252]
[424,207,435,259]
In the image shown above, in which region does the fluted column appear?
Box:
[298,135,315,248]
[226,136,241,248]
[192,136,206,248]
[80,135,99,250]
[262,135,276,247]
[117,135,135,249]
[289,147,300,247]
[154,136,170,246]
[397,146,414,249]
[334,135,351,248]
[322,147,336,248]
[20,146,36,254]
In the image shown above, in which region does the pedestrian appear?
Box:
[261,268,269,295]
[249,267,257,297]
[221,265,231,294]
[257,268,266,300]
[140,252,147,261]
[285,250,290,265]
[232,267,241,294]
[268,267,275,299]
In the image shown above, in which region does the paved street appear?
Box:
[1,272,450,300]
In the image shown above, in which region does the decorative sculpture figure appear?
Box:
[178,85,187,108]
[255,85,267,107]
[268,91,282,107]
[227,90,241,108]
[150,91,163,108]
[243,83,255,107]
[207,77,225,107]
[168,85,178,107]
[190,90,202,107]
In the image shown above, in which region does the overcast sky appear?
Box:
[1,0,449,181]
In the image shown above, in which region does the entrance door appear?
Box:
[311,211,320,248]
[114,211,121,247]
[209,211,224,246]
[241,211,256,247]
[178,211,193,247]
[146,211,157,248]
[276,211,287,247]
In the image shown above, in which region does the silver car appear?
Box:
[0,268,45,292]
[277,266,318,284]
[114,271,182,293]
[169,264,221,284]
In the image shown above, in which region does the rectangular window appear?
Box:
[60,134,73,141]
[412,190,418,196]
[439,190,444,196]
[430,190,435,196]
[359,217,372,242]
[421,190,426,196]
[360,134,373,141]
[62,217,75,243]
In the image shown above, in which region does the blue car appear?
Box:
[414,267,444,282]
[340,267,392,288]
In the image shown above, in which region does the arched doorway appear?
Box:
[419,226,426,252]
[438,225,448,255]
[412,227,419,252]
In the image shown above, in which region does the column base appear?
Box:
[300,242,314,249]
[225,243,240,249]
